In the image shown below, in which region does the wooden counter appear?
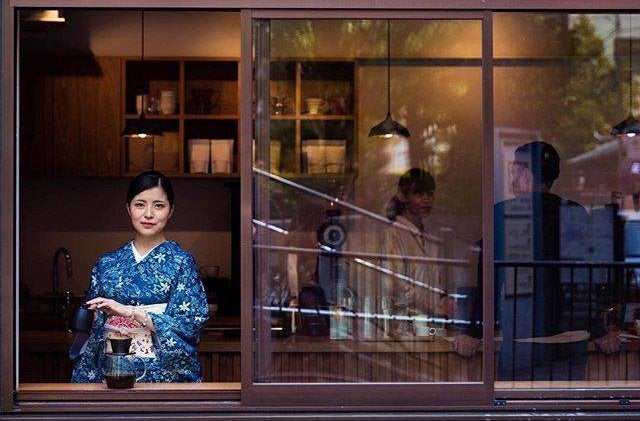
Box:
[19,331,241,383]
[19,330,640,383]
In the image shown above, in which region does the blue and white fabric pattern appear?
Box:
[71,240,209,383]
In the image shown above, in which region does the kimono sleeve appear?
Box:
[86,260,102,301]
[150,253,210,345]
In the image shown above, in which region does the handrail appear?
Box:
[495,260,640,268]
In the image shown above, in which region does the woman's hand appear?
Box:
[85,297,131,318]
[437,296,456,319]
[453,334,481,358]
[593,330,621,354]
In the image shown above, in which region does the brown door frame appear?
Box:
[241,9,494,407]
[1,0,15,414]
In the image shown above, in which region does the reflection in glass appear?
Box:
[254,19,483,383]
[493,13,640,388]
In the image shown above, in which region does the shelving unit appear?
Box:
[121,57,240,178]
[122,58,356,178]
[266,60,357,176]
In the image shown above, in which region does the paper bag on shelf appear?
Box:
[210,139,234,173]
[127,138,153,173]
[188,138,211,173]
[154,132,180,173]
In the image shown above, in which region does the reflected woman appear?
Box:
[381,168,454,336]
[71,171,209,383]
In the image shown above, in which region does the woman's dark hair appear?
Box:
[386,168,435,221]
[126,171,174,207]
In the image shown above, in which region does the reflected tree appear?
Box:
[552,14,626,158]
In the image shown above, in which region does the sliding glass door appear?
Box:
[242,10,493,406]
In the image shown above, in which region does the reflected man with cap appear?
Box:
[455,141,620,381]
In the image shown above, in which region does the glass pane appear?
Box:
[494,13,640,389]
[253,19,483,383]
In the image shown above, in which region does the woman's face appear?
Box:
[127,186,173,238]
[400,189,435,220]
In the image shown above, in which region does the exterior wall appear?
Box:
[4,2,640,419]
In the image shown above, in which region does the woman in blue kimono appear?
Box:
[72,171,209,383]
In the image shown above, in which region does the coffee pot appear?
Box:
[69,304,94,333]
[104,338,146,389]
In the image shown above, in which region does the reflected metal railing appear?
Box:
[495,260,640,381]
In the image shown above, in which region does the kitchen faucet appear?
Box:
[52,246,73,296]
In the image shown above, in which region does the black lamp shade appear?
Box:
[121,114,163,138]
[368,112,411,138]
[610,113,640,137]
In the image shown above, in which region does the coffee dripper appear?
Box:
[104,338,146,389]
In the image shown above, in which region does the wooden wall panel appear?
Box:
[20,55,122,178]
[19,340,637,385]
[52,57,121,177]
[20,56,55,178]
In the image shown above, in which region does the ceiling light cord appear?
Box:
[121,9,163,138]
[367,19,410,138]
[141,10,145,64]
[631,14,635,115]
[387,19,391,115]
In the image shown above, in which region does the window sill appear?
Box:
[496,380,640,389]
[16,382,241,402]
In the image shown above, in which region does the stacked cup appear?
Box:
[160,90,177,115]
[135,94,148,115]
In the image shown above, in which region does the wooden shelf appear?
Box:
[183,114,238,120]
[175,172,240,179]
[266,60,356,174]
[123,58,356,177]
[271,114,354,120]
[124,114,179,119]
[122,58,241,175]
[125,114,239,120]
[122,172,239,179]
[277,172,356,179]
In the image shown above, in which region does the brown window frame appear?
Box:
[3,0,640,415]
[242,8,493,407]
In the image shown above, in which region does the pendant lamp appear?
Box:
[368,20,411,138]
[611,14,640,137]
[122,10,163,139]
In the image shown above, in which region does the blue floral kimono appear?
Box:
[71,240,209,383]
